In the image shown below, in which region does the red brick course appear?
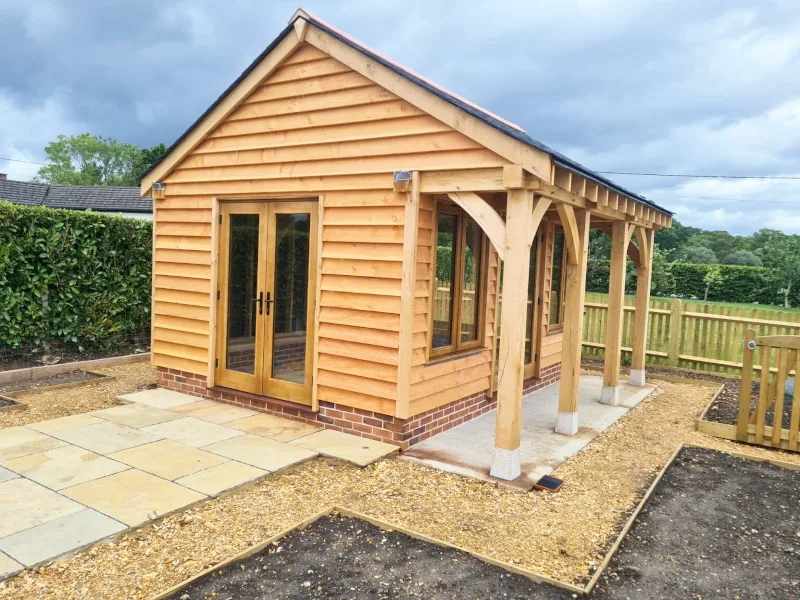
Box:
[156,362,561,450]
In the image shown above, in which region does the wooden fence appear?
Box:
[582,293,800,375]
[735,332,800,452]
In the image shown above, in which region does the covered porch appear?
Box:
[396,162,670,481]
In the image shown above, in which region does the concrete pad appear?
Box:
[227,413,321,441]
[91,404,182,428]
[143,417,243,448]
[403,376,655,490]
[0,509,125,567]
[169,400,257,424]
[0,467,18,483]
[27,413,104,434]
[62,469,205,527]
[0,427,66,461]
[204,434,317,472]
[0,478,84,538]
[290,429,397,467]
[0,551,22,579]
[176,461,266,496]
[50,421,162,455]
[109,440,226,480]
[117,388,200,410]
[2,445,128,490]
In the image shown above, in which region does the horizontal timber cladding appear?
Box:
[153,41,509,414]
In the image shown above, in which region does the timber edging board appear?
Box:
[1,371,115,399]
[0,352,150,385]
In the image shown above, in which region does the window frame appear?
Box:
[547,227,568,333]
[429,200,489,360]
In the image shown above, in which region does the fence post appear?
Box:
[736,329,756,441]
[667,299,682,367]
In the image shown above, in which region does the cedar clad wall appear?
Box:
[154,43,509,414]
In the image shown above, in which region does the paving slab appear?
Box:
[109,440,226,480]
[0,467,18,483]
[0,478,84,538]
[62,469,205,527]
[227,413,321,441]
[0,508,125,567]
[290,429,398,466]
[117,388,200,410]
[175,461,266,496]
[27,413,104,434]
[143,417,243,448]
[91,403,183,428]
[0,427,66,461]
[0,551,22,579]
[169,400,257,424]
[2,445,128,490]
[203,434,317,472]
[49,421,162,455]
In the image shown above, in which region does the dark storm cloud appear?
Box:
[2,0,800,234]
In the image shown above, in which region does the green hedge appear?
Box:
[585,258,792,305]
[0,202,152,351]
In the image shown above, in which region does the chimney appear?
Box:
[0,173,7,181]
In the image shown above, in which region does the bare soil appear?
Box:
[592,446,800,599]
[0,370,104,395]
[165,515,572,600]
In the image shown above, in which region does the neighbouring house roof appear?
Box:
[141,8,671,217]
[0,178,153,214]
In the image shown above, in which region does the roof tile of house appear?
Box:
[0,179,153,214]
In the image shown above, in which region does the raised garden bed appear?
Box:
[0,370,108,396]
[0,396,23,412]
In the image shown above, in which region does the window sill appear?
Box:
[425,348,485,367]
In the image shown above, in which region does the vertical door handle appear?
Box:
[265,291,275,315]
[253,291,263,314]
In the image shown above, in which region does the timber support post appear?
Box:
[601,221,633,405]
[491,188,534,480]
[629,226,654,386]
[555,207,591,435]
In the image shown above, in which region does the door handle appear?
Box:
[265,291,275,315]
[253,292,263,315]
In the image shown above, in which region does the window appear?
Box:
[548,230,566,329]
[431,203,487,358]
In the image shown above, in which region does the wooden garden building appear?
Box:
[140,9,673,480]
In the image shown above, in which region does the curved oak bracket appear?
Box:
[447,192,507,260]
[555,204,580,265]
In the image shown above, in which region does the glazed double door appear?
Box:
[215,201,317,405]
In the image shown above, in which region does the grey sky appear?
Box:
[2,0,800,234]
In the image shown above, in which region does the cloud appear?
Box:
[1,0,800,234]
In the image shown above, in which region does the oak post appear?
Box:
[601,221,632,405]
[491,188,533,480]
[629,227,654,386]
[395,171,420,419]
[556,208,591,434]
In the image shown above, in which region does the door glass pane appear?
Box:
[226,214,260,374]
[525,242,537,363]
[549,231,565,326]
[433,213,457,349]
[271,213,310,384]
[460,218,482,343]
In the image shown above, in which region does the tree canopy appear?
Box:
[34,134,165,187]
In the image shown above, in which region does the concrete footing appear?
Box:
[629,369,646,386]
[489,447,521,480]
[555,411,579,435]
[600,385,620,406]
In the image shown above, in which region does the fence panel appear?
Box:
[582,296,800,376]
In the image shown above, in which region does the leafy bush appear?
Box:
[0,202,152,351]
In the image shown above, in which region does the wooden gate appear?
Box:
[737,330,800,451]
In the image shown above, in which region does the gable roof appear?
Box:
[141,8,671,217]
[0,178,152,214]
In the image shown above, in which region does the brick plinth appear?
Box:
[156,361,561,450]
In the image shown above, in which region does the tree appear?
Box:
[650,244,676,296]
[724,250,762,266]
[34,134,165,187]
[758,234,800,307]
[703,265,723,301]
[672,245,718,264]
